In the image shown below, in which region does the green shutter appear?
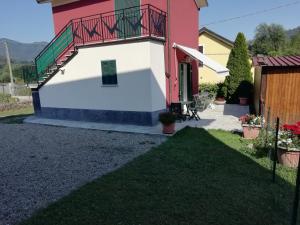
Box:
[115,0,141,38]
[101,60,118,85]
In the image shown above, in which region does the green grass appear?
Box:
[20,128,297,225]
[0,106,33,123]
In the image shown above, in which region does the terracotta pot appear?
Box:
[242,125,261,139]
[277,147,300,168]
[162,123,175,134]
[239,97,248,106]
[214,97,226,105]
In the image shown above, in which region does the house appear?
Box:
[253,55,300,124]
[198,27,234,84]
[30,0,228,126]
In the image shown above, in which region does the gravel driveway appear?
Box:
[0,124,166,225]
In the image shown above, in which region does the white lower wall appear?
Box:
[39,40,166,112]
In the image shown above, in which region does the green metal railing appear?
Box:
[36,25,74,75]
[28,4,166,86]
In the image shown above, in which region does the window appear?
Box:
[101,60,118,85]
[199,45,204,67]
[198,45,204,53]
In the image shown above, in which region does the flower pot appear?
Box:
[239,97,248,106]
[277,146,300,168]
[214,97,226,105]
[162,123,175,134]
[242,125,261,139]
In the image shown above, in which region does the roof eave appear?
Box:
[36,0,51,3]
[195,0,209,9]
[199,27,234,47]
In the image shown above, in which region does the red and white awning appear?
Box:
[173,43,229,76]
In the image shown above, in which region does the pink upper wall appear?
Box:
[143,0,199,103]
[52,0,114,34]
[51,0,200,104]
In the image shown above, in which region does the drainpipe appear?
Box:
[167,0,172,105]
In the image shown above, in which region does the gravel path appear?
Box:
[0,124,166,225]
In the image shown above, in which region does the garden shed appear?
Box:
[253,55,300,124]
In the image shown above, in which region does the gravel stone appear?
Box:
[0,124,166,225]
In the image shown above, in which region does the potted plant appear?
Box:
[238,81,253,106]
[159,112,176,134]
[239,114,263,139]
[277,122,300,168]
[214,82,227,105]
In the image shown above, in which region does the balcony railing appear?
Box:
[32,4,167,86]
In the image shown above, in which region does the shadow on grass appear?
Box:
[0,113,33,124]
[19,128,296,225]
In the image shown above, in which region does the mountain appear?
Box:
[0,38,48,63]
[286,26,300,38]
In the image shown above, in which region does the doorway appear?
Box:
[179,63,193,102]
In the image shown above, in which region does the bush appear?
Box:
[253,129,275,158]
[15,87,32,96]
[0,93,17,104]
[216,82,226,98]
[199,83,218,98]
[224,32,253,103]
[159,112,176,125]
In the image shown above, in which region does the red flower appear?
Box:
[283,123,300,136]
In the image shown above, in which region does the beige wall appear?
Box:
[198,33,255,85]
[198,33,232,84]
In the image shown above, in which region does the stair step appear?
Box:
[28,84,38,89]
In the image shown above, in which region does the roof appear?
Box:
[253,56,300,67]
[195,0,209,8]
[36,0,50,3]
[199,27,234,47]
[37,0,209,8]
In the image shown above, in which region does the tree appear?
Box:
[224,32,253,103]
[252,23,287,56]
[288,32,300,55]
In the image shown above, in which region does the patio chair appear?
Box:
[170,103,186,122]
[189,95,207,120]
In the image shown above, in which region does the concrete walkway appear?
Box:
[25,104,249,135]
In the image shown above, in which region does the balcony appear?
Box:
[28,5,167,87]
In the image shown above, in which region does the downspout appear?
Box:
[167,0,172,105]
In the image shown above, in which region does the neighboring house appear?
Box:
[198,27,233,84]
[253,55,300,124]
[29,0,227,126]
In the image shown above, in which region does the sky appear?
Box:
[0,0,299,43]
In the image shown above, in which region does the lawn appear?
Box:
[20,128,297,225]
[0,106,33,123]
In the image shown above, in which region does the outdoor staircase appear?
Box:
[23,4,167,89]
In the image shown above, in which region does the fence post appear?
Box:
[122,9,126,39]
[100,14,104,42]
[272,117,280,183]
[148,5,152,37]
[81,18,85,45]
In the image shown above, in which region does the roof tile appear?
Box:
[253,55,300,67]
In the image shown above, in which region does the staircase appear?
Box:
[25,4,167,89]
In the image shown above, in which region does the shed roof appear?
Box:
[253,56,300,67]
